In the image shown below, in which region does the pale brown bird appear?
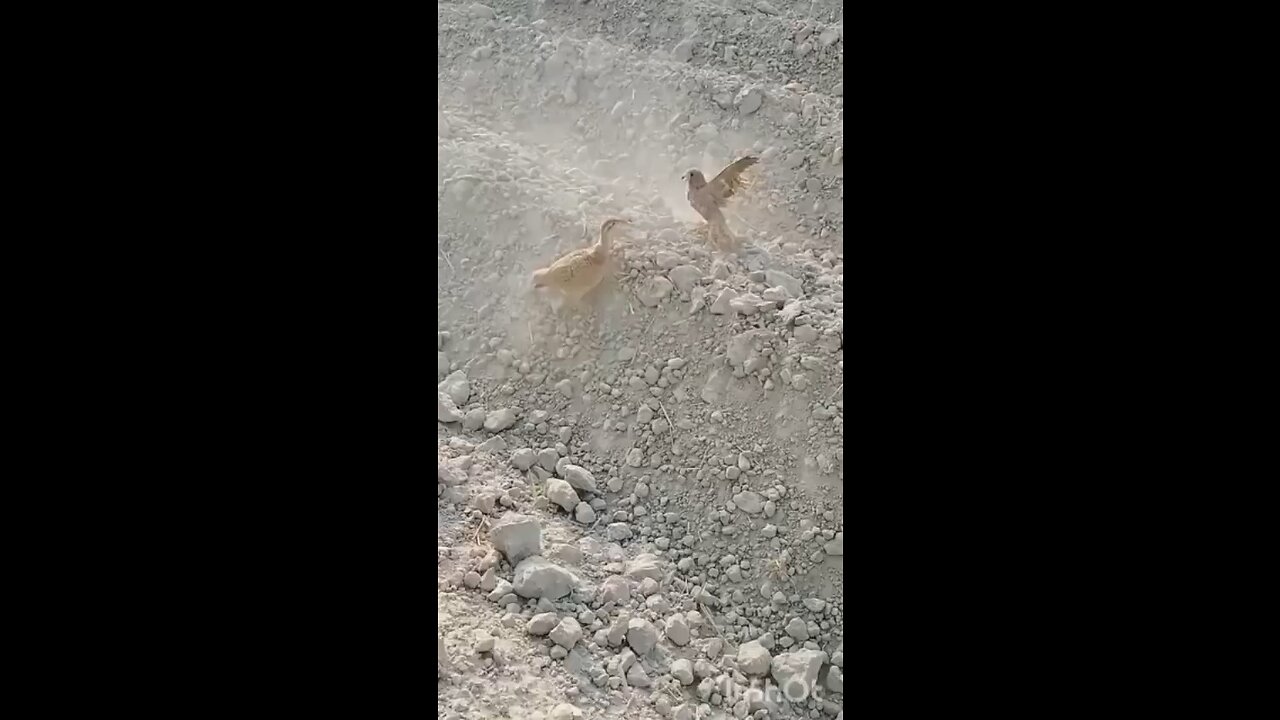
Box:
[683,156,758,250]
[531,218,630,305]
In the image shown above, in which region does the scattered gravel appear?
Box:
[437,0,843,715]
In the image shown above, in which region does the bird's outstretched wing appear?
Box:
[703,156,758,206]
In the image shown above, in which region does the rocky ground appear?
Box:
[439,2,843,718]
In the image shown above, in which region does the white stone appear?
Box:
[546,478,579,512]
[771,649,828,700]
[438,370,470,406]
[438,391,463,422]
[668,265,702,292]
[637,276,674,306]
[512,556,580,600]
[655,250,683,269]
[738,640,772,675]
[730,292,765,315]
[666,614,691,646]
[511,448,536,471]
[550,617,584,648]
[484,408,517,432]
[671,658,694,685]
[709,287,738,314]
[765,270,803,298]
[560,464,598,493]
[598,575,630,604]
[626,553,664,581]
[550,704,583,720]
[526,612,558,636]
[626,617,659,654]
[732,491,764,514]
[826,666,843,693]
[626,662,652,687]
[737,86,763,115]
[574,502,596,523]
[490,513,541,564]
[824,532,843,556]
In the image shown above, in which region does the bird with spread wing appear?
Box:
[682,155,758,251]
[531,218,630,307]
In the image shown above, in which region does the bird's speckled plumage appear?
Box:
[532,219,629,303]
[684,156,757,250]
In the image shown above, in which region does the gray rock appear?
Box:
[486,578,513,602]
[626,617,659,654]
[826,666,843,692]
[512,556,580,599]
[771,649,828,700]
[511,448,537,471]
[599,575,630,604]
[550,704,583,720]
[730,292,766,315]
[824,532,843,556]
[537,447,559,471]
[607,612,631,647]
[527,611,558,636]
[476,436,506,454]
[668,265,703,292]
[709,287,738,314]
[794,324,820,343]
[671,658,694,685]
[655,250,683,269]
[762,285,792,303]
[737,86,764,115]
[574,502,596,524]
[462,407,486,430]
[467,2,495,19]
[626,553,663,581]
[560,464,598,493]
[738,640,771,675]
[666,613,691,646]
[438,370,470,406]
[626,662,652,687]
[550,617,584,648]
[765,270,803,298]
[438,391,463,422]
[637,276,674,306]
[546,478,579,511]
[785,617,809,640]
[490,513,541,564]
[484,408,517,432]
[819,26,841,47]
[607,522,633,540]
[732,491,764,514]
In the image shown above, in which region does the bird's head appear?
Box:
[682,169,705,186]
[601,218,631,236]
